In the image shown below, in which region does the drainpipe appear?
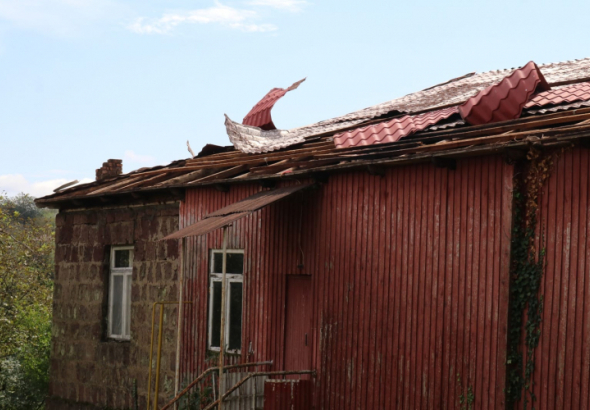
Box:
[174,237,185,410]
[218,226,228,410]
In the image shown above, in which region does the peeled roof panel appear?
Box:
[162,184,313,240]
[162,213,250,240]
[333,106,458,149]
[459,62,550,126]
[208,184,313,216]
[242,88,287,130]
[242,78,306,130]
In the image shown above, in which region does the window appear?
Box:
[208,249,244,352]
[108,246,133,340]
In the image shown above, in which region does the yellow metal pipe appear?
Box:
[218,226,228,410]
[147,301,158,410]
[154,305,165,410]
[147,301,192,410]
[174,237,185,410]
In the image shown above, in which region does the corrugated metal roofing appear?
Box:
[525,82,590,108]
[162,184,312,239]
[526,100,590,115]
[230,59,590,153]
[35,58,590,207]
[242,78,306,130]
[296,58,590,135]
[333,107,459,149]
[225,114,305,154]
[459,62,550,125]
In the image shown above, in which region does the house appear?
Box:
[36,57,590,409]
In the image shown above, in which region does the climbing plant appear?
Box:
[505,148,558,410]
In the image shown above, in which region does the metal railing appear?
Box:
[202,370,316,410]
[160,361,274,410]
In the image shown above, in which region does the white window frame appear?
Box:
[108,246,133,341]
[208,249,244,353]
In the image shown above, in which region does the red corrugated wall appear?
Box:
[178,155,514,409]
[532,147,590,409]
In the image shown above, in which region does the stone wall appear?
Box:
[47,204,180,410]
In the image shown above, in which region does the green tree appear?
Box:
[0,193,54,409]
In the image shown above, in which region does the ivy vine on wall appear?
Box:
[505,147,560,410]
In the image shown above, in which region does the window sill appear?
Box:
[208,348,241,356]
[103,337,131,343]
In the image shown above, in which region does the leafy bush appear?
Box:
[0,193,54,409]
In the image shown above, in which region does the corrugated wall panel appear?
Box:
[178,155,513,409]
[532,147,590,410]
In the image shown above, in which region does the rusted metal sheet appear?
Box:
[530,147,590,409]
[459,61,550,125]
[177,156,513,409]
[264,380,312,410]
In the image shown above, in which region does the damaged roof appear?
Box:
[36,57,590,208]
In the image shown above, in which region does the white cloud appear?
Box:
[128,2,277,35]
[0,0,122,36]
[247,0,307,12]
[123,150,158,168]
[0,174,93,198]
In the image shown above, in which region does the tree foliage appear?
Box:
[0,193,54,409]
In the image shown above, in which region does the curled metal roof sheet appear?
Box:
[459,62,550,125]
[242,78,306,130]
[333,107,459,149]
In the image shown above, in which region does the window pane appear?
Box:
[114,250,131,268]
[213,252,223,273]
[228,282,243,351]
[125,275,132,337]
[111,275,123,335]
[210,281,222,348]
[226,253,244,274]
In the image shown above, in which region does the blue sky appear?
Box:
[0,0,588,197]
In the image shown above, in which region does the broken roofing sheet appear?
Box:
[334,62,590,149]
[228,58,590,154]
[34,57,590,207]
[242,78,306,130]
[225,115,305,154]
[458,61,550,125]
[334,106,459,149]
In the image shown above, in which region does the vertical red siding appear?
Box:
[532,147,590,410]
[177,155,513,409]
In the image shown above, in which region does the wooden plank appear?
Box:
[189,165,249,184]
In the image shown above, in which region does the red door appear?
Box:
[284,275,312,378]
